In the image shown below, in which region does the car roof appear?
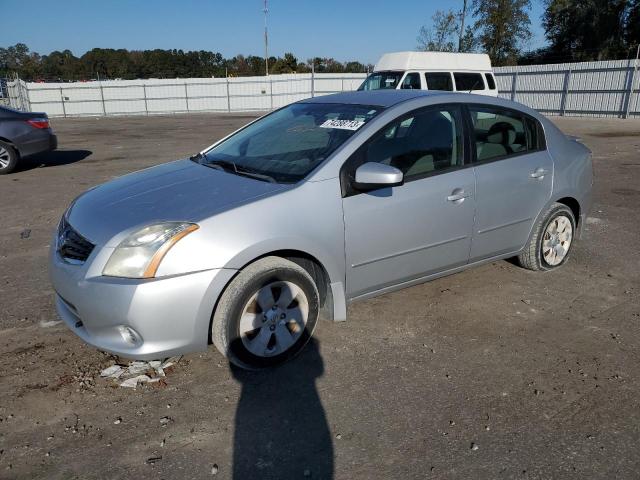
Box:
[375,51,492,72]
[299,90,543,120]
[300,90,448,108]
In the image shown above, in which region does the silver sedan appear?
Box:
[49,90,593,369]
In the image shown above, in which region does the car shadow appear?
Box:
[230,338,333,479]
[17,149,92,172]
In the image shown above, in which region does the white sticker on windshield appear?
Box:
[319,119,365,131]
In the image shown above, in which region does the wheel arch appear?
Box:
[555,196,581,229]
[0,136,19,156]
[208,244,347,346]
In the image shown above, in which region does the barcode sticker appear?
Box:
[319,119,365,131]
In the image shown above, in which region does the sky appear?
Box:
[1,0,547,64]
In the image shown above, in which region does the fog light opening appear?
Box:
[117,325,142,346]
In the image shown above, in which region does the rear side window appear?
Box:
[401,72,421,90]
[469,106,542,162]
[484,73,496,90]
[425,72,453,91]
[454,72,485,91]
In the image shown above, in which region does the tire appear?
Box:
[211,256,320,369]
[518,202,576,271]
[0,141,18,175]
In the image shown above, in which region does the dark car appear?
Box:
[0,106,57,174]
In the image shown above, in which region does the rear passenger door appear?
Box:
[468,105,553,261]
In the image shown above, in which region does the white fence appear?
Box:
[6,58,639,118]
[7,73,367,117]
[494,59,639,118]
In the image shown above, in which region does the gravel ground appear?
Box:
[0,113,639,480]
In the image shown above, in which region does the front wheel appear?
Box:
[211,256,319,369]
[518,202,576,271]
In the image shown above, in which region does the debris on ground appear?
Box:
[20,229,31,239]
[159,416,173,426]
[99,356,182,389]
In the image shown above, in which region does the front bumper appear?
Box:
[49,244,237,360]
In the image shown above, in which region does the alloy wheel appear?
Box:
[0,146,10,169]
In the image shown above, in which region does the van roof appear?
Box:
[374,51,492,72]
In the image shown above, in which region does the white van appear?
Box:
[358,51,498,96]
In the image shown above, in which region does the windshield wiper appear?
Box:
[205,158,239,174]
[203,158,277,183]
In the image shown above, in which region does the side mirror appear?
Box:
[353,162,404,191]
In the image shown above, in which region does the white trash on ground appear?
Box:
[99,356,182,388]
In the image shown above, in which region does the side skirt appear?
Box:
[347,250,523,304]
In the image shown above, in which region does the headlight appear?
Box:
[103,222,198,278]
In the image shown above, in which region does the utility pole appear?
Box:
[458,0,468,52]
[263,0,269,76]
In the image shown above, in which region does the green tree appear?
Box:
[417,9,460,52]
[473,0,532,65]
[625,0,640,48]
[543,0,629,62]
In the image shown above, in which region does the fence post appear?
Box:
[184,82,189,112]
[341,77,344,92]
[624,46,639,119]
[560,68,572,116]
[60,87,67,118]
[311,63,315,98]
[142,84,148,115]
[99,82,106,116]
[23,81,32,112]
[226,75,231,113]
[269,76,273,110]
[510,72,518,101]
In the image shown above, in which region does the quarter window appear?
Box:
[424,72,453,91]
[352,106,464,182]
[401,72,421,90]
[453,72,485,91]
[469,106,541,162]
[484,73,497,90]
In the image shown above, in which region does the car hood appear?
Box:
[67,159,287,246]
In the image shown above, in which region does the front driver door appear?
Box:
[342,105,476,299]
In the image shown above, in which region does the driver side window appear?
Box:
[359,106,464,182]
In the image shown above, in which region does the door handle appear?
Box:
[530,168,549,179]
[447,189,469,203]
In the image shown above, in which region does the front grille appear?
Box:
[57,217,95,263]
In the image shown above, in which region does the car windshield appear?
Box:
[199,103,382,183]
[358,71,404,91]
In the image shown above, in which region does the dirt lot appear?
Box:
[0,113,639,479]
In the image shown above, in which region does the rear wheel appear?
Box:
[518,202,576,271]
[0,141,18,175]
[211,256,319,369]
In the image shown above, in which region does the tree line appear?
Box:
[418,0,640,66]
[0,45,373,82]
[3,1,639,81]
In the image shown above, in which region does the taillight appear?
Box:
[26,118,50,129]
